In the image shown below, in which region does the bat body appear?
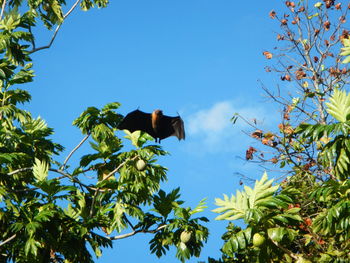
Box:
[118,109,185,143]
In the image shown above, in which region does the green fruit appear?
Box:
[180,231,192,243]
[136,159,147,171]
[252,233,266,247]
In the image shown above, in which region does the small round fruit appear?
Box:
[252,233,266,247]
[180,231,192,244]
[136,159,147,171]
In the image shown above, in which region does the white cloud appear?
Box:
[184,101,269,154]
[188,101,234,134]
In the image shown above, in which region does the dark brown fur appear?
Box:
[118,109,185,143]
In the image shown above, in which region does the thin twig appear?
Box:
[49,168,90,190]
[270,238,298,260]
[63,0,81,19]
[50,169,112,192]
[89,188,100,217]
[7,167,32,176]
[0,0,7,21]
[0,234,16,247]
[60,134,90,170]
[100,156,138,183]
[88,156,139,213]
[109,225,167,240]
[123,215,135,231]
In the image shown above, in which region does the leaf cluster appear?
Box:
[0,0,209,262]
[211,2,350,262]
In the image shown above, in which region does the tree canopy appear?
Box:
[0,0,208,262]
[1,0,350,263]
[210,1,350,262]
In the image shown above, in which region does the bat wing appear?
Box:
[117,110,156,138]
[158,115,185,141]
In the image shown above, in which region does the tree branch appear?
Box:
[270,238,299,260]
[60,134,90,170]
[0,234,16,247]
[123,215,136,231]
[99,156,138,183]
[89,187,100,217]
[30,0,82,53]
[109,225,167,240]
[0,0,7,21]
[88,156,139,216]
[49,168,92,190]
[7,167,32,176]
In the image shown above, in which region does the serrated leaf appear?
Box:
[340,48,350,57]
[342,56,350,64]
[326,89,350,122]
[33,158,48,182]
[213,173,280,222]
[24,238,41,256]
[190,198,207,215]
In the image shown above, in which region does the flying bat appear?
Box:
[118,109,185,143]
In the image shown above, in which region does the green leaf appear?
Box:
[33,158,49,182]
[102,102,121,111]
[0,68,6,78]
[64,204,80,220]
[123,130,154,148]
[24,238,41,256]
[222,227,252,255]
[190,198,207,215]
[286,207,301,214]
[267,227,285,242]
[341,39,350,64]
[51,0,64,23]
[25,221,41,235]
[326,89,350,122]
[213,172,281,223]
[342,56,350,64]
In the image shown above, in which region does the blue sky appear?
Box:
[26,0,285,262]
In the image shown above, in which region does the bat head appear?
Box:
[151,109,163,133]
[152,109,163,116]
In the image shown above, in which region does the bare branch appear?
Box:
[100,156,138,183]
[0,234,16,247]
[63,0,81,19]
[0,0,7,21]
[7,167,32,176]
[49,168,91,190]
[60,134,90,170]
[109,225,167,241]
[123,215,136,231]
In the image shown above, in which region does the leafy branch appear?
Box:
[30,0,82,53]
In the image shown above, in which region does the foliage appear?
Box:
[211,1,350,262]
[213,173,302,262]
[0,0,208,262]
[340,37,350,63]
[296,89,350,180]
